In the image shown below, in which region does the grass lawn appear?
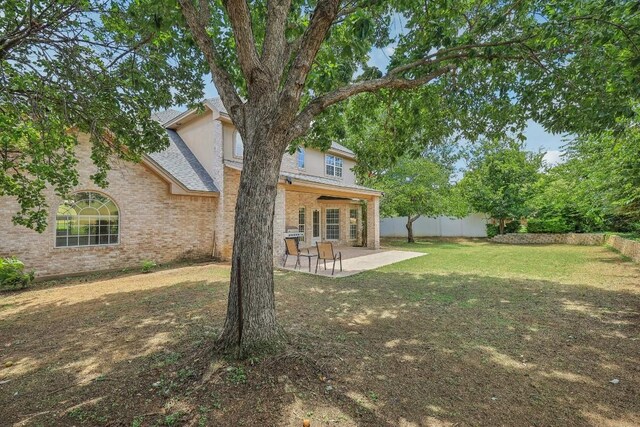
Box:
[0,239,638,426]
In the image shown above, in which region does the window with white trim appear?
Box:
[233,131,244,158]
[55,192,119,247]
[325,154,343,177]
[297,147,305,169]
[298,207,306,242]
[325,208,340,240]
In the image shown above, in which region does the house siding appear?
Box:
[0,135,216,278]
[176,112,216,178]
[1,104,381,277]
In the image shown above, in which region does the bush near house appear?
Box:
[141,260,157,273]
[527,218,574,234]
[0,257,34,290]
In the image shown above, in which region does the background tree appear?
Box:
[372,156,461,243]
[528,112,640,233]
[7,0,640,352]
[0,0,204,230]
[460,140,543,234]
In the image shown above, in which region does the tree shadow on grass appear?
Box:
[0,266,638,426]
[276,269,640,426]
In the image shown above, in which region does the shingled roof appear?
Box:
[151,109,182,124]
[146,130,218,193]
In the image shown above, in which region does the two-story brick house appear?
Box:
[0,98,381,277]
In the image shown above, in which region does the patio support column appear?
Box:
[272,185,286,265]
[366,196,380,249]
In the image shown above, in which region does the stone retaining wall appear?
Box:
[490,233,607,246]
[607,235,640,263]
[491,233,640,262]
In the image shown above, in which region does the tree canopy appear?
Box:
[528,111,640,233]
[459,139,543,233]
[0,0,204,230]
[372,155,465,242]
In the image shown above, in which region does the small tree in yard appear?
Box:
[460,140,543,234]
[376,157,457,243]
[5,0,640,353]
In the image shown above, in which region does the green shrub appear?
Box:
[505,220,521,233]
[0,257,34,290]
[486,220,520,238]
[527,218,573,233]
[141,260,157,273]
[486,223,499,238]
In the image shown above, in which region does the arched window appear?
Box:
[233,130,244,158]
[55,192,119,247]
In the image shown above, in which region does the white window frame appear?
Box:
[325,208,340,240]
[325,154,343,178]
[297,147,305,169]
[233,130,244,158]
[54,191,120,248]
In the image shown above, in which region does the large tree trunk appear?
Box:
[217,127,287,353]
[499,218,506,235]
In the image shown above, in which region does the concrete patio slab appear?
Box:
[279,248,426,277]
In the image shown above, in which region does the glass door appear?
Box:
[312,209,321,244]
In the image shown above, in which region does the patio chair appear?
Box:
[283,238,317,271]
[315,241,342,275]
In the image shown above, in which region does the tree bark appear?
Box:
[217,127,288,353]
[406,215,419,243]
[499,218,505,235]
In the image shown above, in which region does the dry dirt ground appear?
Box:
[0,239,639,426]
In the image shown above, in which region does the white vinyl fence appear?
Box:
[380,213,488,238]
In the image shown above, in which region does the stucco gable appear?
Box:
[146,130,219,193]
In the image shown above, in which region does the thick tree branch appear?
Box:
[288,65,455,141]
[279,0,341,114]
[222,0,264,87]
[177,0,244,123]
[262,0,292,82]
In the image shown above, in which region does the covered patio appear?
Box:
[272,170,385,267]
[279,245,426,277]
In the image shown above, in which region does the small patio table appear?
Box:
[298,246,318,272]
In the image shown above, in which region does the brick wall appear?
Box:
[0,135,217,278]
[283,191,362,250]
[218,167,240,260]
